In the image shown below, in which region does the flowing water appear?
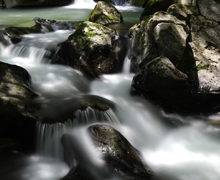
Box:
[1,1,220,180]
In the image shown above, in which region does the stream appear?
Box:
[1,1,220,180]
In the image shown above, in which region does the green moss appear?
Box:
[175,3,188,9]
[195,57,200,61]
[197,64,208,71]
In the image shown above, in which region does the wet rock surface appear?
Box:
[0,62,39,153]
[61,125,156,180]
[52,21,127,78]
[130,1,220,113]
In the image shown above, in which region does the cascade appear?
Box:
[36,107,120,160]
[1,5,220,180]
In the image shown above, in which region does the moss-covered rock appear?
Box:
[87,1,123,26]
[0,62,39,153]
[52,21,127,78]
[140,0,175,19]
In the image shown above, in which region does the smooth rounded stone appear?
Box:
[197,0,220,22]
[86,1,123,26]
[0,62,39,153]
[52,21,127,78]
[88,125,156,180]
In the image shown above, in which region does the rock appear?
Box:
[129,11,192,73]
[86,1,123,26]
[61,125,157,180]
[130,2,220,112]
[197,0,220,22]
[36,95,116,124]
[52,21,127,78]
[140,0,175,19]
[4,18,81,44]
[167,3,199,20]
[3,0,74,7]
[88,125,156,180]
[0,62,39,153]
[33,17,82,32]
[131,56,192,111]
[189,2,220,93]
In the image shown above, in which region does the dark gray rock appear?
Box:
[61,125,156,180]
[52,21,127,78]
[0,62,39,153]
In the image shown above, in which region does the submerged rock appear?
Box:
[61,125,156,180]
[52,21,127,78]
[0,62,39,153]
[86,1,123,26]
[4,17,81,44]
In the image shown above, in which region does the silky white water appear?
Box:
[1,2,220,180]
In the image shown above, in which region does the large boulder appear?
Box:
[129,3,220,112]
[86,1,123,26]
[88,125,156,180]
[3,0,74,7]
[61,125,156,180]
[52,21,127,78]
[0,62,39,153]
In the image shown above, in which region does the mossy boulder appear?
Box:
[52,21,127,78]
[3,0,74,7]
[140,0,175,19]
[0,62,39,153]
[86,1,123,26]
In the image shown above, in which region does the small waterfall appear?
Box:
[65,0,96,9]
[36,108,120,159]
[122,51,131,73]
[1,44,51,64]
